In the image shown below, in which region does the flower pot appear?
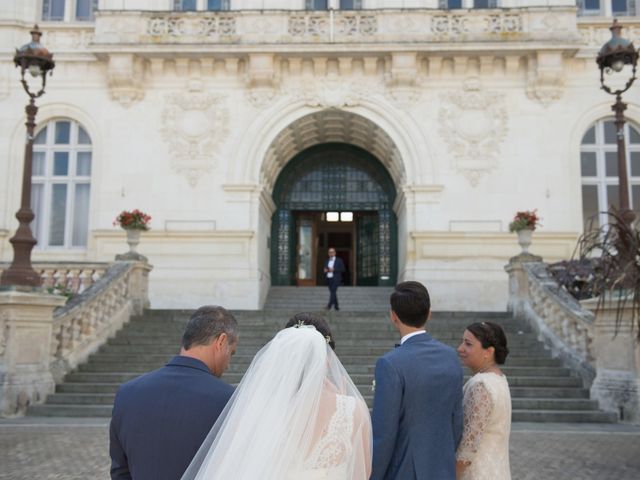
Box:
[125,229,141,255]
[516,228,533,254]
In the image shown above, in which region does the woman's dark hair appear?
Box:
[285,312,335,350]
[466,321,509,365]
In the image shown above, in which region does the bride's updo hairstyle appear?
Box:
[466,322,509,365]
[285,312,335,350]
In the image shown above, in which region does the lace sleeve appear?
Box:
[456,380,494,465]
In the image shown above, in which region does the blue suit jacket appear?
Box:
[325,256,346,284]
[110,356,234,480]
[370,333,464,480]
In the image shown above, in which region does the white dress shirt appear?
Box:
[400,330,426,345]
[327,257,335,278]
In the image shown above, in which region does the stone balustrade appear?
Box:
[36,262,108,296]
[506,254,639,422]
[0,260,151,415]
[49,261,152,383]
[505,257,596,384]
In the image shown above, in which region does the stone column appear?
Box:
[0,290,66,416]
[583,298,640,423]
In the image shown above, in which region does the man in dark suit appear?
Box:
[324,247,346,311]
[110,306,238,480]
[371,281,463,480]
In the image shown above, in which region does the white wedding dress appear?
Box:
[181,326,372,480]
[456,372,512,480]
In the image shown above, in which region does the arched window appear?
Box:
[580,119,640,229]
[31,119,92,248]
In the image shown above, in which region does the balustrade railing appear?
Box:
[0,259,151,385]
[506,258,596,384]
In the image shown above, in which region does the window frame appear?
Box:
[31,119,92,250]
[580,119,640,230]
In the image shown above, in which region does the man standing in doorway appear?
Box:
[324,247,346,311]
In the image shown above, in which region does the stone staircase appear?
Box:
[29,302,617,422]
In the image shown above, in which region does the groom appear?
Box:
[370,281,463,480]
[110,306,238,480]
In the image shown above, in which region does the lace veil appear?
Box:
[181,325,372,480]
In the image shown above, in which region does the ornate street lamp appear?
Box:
[0,25,55,287]
[596,19,639,225]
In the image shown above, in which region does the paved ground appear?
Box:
[1,419,639,479]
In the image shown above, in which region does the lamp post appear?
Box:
[596,19,639,225]
[0,25,55,287]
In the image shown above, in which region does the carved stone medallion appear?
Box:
[439,82,508,186]
[161,91,229,186]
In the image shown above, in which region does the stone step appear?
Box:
[511,409,618,423]
[78,362,573,379]
[107,335,541,348]
[97,343,549,357]
[64,370,584,389]
[30,401,615,423]
[29,306,615,423]
[85,353,562,368]
[57,383,122,394]
[46,393,116,405]
[28,404,113,417]
[510,398,598,411]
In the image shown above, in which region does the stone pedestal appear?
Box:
[0,290,66,416]
[582,298,640,423]
[126,260,152,315]
[504,253,543,316]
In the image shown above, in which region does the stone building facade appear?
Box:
[1,1,639,309]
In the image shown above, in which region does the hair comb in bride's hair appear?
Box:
[294,320,315,331]
[325,335,331,345]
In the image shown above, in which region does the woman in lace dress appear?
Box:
[456,321,511,480]
[181,313,372,480]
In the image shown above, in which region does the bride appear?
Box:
[181,313,372,480]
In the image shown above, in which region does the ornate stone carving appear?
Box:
[439,80,508,186]
[293,79,370,108]
[161,89,229,186]
[246,88,279,109]
[147,15,236,37]
[288,15,327,37]
[335,15,378,36]
[107,54,144,107]
[526,51,565,107]
[431,12,522,36]
[288,14,377,38]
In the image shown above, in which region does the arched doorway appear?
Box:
[271,143,397,287]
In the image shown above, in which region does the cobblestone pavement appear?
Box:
[1,420,639,479]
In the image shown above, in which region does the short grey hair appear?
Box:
[182,306,238,350]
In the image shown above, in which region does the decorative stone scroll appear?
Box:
[107,53,144,107]
[292,79,373,109]
[147,15,236,37]
[438,80,508,186]
[160,90,229,186]
[431,13,523,36]
[288,14,378,38]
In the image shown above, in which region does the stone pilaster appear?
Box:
[0,290,66,416]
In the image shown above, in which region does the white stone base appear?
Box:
[0,290,66,417]
[591,369,640,423]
